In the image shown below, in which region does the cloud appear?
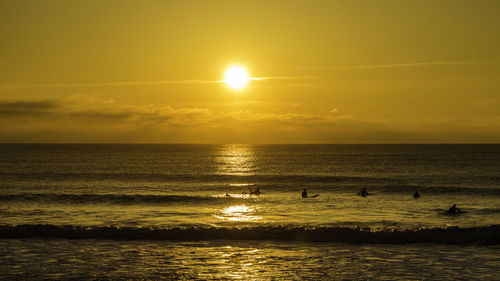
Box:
[0,97,356,130]
[296,60,484,71]
[70,110,135,120]
[0,76,316,89]
[0,100,58,117]
[250,76,317,81]
[63,101,213,126]
[0,80,222,88]
[1,97,499,143]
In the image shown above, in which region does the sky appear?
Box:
[1,0,499,143]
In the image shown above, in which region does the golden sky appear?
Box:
[1,0,499,143]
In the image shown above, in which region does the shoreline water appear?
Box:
[1,238,499,280]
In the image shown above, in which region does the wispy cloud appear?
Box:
[0,79,222,88]
[250,76,317,81]
[0,76,316,88]
[296,60,484,71]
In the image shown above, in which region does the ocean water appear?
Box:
[1,144,499,279]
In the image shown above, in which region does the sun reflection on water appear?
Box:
[215,205,262,222]
[216,145,256,176]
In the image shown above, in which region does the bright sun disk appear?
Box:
[224,66,249,89]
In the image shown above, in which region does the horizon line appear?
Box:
[0,142,498,145]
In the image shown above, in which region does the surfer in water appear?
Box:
[244,187,261,195]
[357,188,372,197]
[302,189,319,198]
[447,204,461,214]
[413,191,421,199]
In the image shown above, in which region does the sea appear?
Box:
[0,144,499,280]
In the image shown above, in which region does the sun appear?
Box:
[224,66,249,89]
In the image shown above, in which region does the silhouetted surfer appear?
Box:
[225,193,231,198]
[447,204,461,214]
[413,191,421,199]
[301,188,319,198]
[357,188,372,197]
[245,187,261,195]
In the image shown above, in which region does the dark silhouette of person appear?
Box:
[448,204,461,214]
[357,188,370,197]
[413,191,421,199]
[247,187,261,195]
[302,188,308,198]
[225,193,231,197]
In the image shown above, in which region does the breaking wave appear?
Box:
[0,193,245,205]
[0,224,498,245]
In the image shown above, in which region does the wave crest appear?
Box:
[1,224,498,245]
[0,193,241,205]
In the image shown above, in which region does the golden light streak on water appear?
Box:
[216,145,256,176]
[214,205,262,222]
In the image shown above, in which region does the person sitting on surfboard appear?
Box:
[302,188,308,198]
[302,189,319,198]
[413,191,421,199]
[357,188,372,197]
[447,204,461,214]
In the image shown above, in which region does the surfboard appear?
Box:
[310,194,319,198]
[444,210,468,215]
